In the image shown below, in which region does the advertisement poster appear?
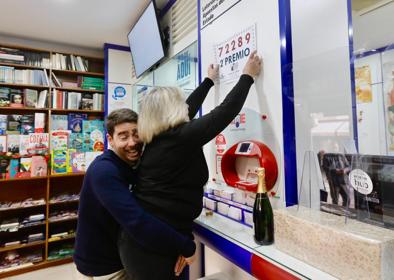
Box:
[383,66,394,151]
[355,65,373,103]
[213,24,257,84]
[107,83,133,114]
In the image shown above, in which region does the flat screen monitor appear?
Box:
[127,1,165,78]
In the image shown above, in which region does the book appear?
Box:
[24,89,38,108]
[81,94,93,110]
[43,69,49,86]
[20,157,32,172]
[9,158,19,178]
[67,148,76,173]
[89,120,104,152]
[93,93,103,110]
[0,115,6,135]
[85,151,102,170]
[19,135,30,155]
[37,90,48,108]
[7,115,21,132]
[68,113,87,133]
[0,88,10,107]
[34,113,45,133]
[20,115,35,135]
[50,115,68,131]
[0,135,6,153]
[7,134,20,154]
[69,133,83,151]
[50,130,70,151]
[31,156,47,177]
[69,151,85,173]
[10,91,24,108]
[51,72,62,87]
[67,92,81,109]
[51,150,68,174]
[0,156,10,178]
[28,133,49,155]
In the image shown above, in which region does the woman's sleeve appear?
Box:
[186,78,214,119]
[91,161,196,257]
[180,74,254,146]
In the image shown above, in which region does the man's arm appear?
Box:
[90,160,195,257]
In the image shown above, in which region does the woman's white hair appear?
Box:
[138,86,189,143]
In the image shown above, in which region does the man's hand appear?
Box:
[174,253,196,276]
[242,50,262,78]
[207,64,219,81]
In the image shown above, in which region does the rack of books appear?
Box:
[0,43,105,277]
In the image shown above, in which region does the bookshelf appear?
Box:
[0,43,105,277]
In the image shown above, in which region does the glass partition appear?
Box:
[292,0,394,230]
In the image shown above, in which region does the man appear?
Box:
[74,109,196,280]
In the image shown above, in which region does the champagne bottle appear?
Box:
[253,167,274,245]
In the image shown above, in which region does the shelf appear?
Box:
[48,235,75,243]
[54,87,104,93]
[0,204,46,212]
[52,69,104,77]
[50,108,104,114]
[0,107,49,112]
[0,257,72,278]
[0,221,46,234]
[0,240,45,253]
[48,217,78,224]
[46,256,73,263]
[49,173,85,178]
[0,62,48,70]
[0,83,49,90]
[49,200,79,206]
[0,176,48,183]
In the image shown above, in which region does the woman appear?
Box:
[119,51,262,280]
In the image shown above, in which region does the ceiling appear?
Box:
[0,0,169,50]
[352,0,390,11]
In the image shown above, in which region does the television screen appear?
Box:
[127,1,165,78]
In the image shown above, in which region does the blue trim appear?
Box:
[200,243,205,277]
[104,43,130,52]
[355,43,394,59]
[104,44,109,150]
[278,0,298,206]
[197,0,203,118]
[347,0,359,152]
[159,0,177,19]
[193,223,253,274]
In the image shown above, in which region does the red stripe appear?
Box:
[251,254,300,280]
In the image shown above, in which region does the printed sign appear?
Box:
[201,0,242,29]
[215,134,227,154]
[349,169,373,195]
[107,83,133,114]
[214,25,257,84]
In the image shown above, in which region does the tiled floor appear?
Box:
[5,263,76,280]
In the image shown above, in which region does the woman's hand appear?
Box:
[207,64,219,81]
[242,50,262,78]
[174,253,196,276]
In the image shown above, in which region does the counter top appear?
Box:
[194,210,338,280]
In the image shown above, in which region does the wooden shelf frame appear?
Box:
[0,42,104,277]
